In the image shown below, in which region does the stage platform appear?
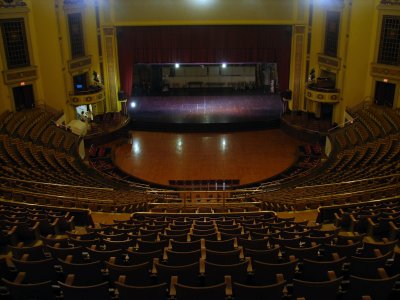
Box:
[128,94,283,131]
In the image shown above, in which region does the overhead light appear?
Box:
[222,63,227,68]
[130,102,136,108]
[175,63,180,69]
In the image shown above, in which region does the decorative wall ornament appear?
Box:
[0,0,26,8]
[381,0,400,5]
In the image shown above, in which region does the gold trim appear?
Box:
[2,65,37,85]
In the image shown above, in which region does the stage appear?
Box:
[128,93,283,131]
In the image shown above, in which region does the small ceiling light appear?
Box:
[175,63,180,69]
[222,63,227,68]
[130,102,136,108]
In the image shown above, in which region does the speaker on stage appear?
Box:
[118,90,126,101]
[282,89,292,100]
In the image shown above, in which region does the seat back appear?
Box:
[105,261,151,285]
[58,259,104,285]
[11,257,58,283]
[205,238,235,251]
[58,281,110,300]
[170,239,201,252]
[204,260,249,285]
[165,248,202,266]
[233,280,286,300]
[2,277,56,300]
[302,257,346,281]
[115,281,167,300]
[205,248,242,264]
[127,249,162,264]
[174,281,226,300]
[244,246,280,263]
[292,277,343,300]
[155,261,200,286]
[345,274,400,300]
[252,259,298,284]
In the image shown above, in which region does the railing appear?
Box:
[146,188,263,207]
[0,176,114,191]
[294,173,400,190]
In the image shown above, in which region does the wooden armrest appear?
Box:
[199,258,205,274]
[276,273,285,283]
[127,246,134,252]
[245,257,252,273]
[65,255,73,263]
[389,221,399,230]
[65,274,75,285]
[367,218,376,226]
[31,222,40,230]
[225,275,233,297]
[331,252,340,261]
[90,245,96,250]
[239,246,244,260]
[21,254,29,261]
[169,275,178,297]
[17,242,24,247]
[289,255,296,262]
[51,218,59,227]
[373,248,382,257]
[201,247,206,259]
[118,275,126,284]
[163,247,168,261]
[377,267,389,279]
[8,226,17,235]
[152,257,159,274]
[233,237,238,249]
[327,270,337,280]
[108,256,116,264]
[15,272,26,284]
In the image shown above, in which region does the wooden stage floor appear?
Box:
[113,129,303,187]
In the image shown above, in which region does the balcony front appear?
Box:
[68,86,105,106]
[305,82,340,104]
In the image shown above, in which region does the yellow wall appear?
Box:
[29,0,67,111]
[340,0,378,110]
[109,0,308,26]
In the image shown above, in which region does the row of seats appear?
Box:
[1,232,399,300]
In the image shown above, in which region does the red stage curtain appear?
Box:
[117,25,292,97]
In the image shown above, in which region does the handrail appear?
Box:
[294,173,400,189]
[294,183,400,202]
[0,186,116,203]
[0,176,114,191]
[146,188,261,195]
[147,201,263,206]
[327,117,358,132]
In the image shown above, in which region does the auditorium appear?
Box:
[1,0,400,299]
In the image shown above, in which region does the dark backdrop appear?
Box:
[117,25,292,97]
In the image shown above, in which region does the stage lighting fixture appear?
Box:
[222,63,227,68]
[130,102,136,108]
[175,63,180,69]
